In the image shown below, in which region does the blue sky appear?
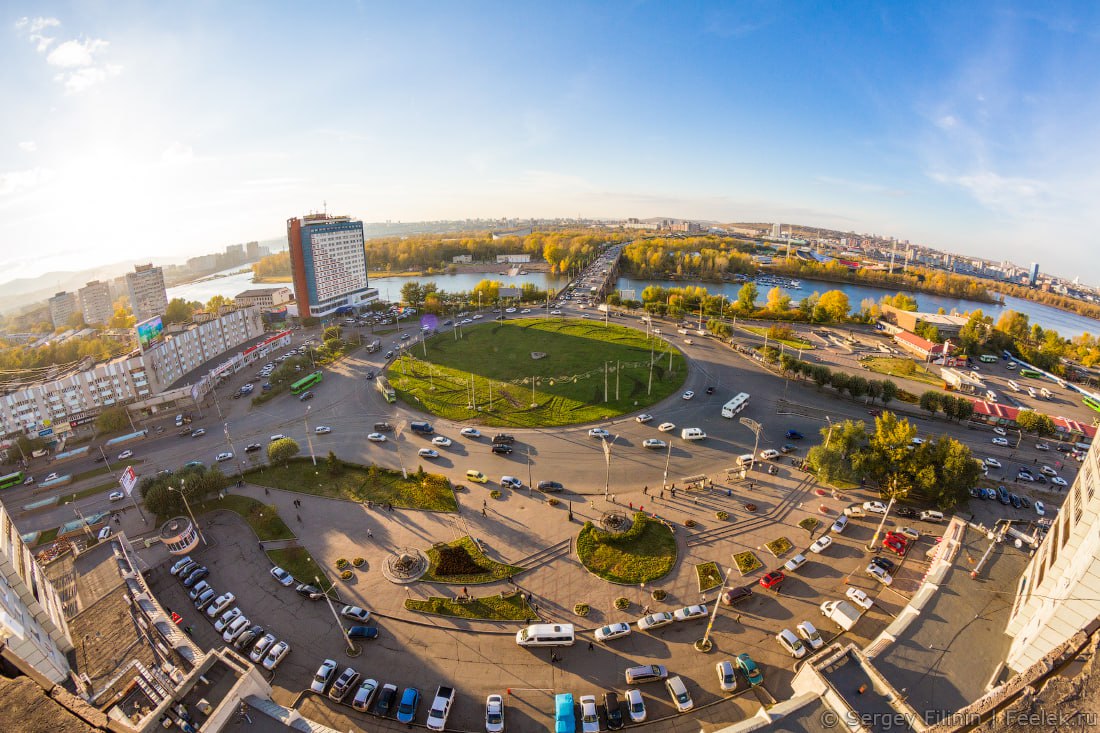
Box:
[3,1,1099,283]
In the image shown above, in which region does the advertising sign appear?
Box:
[119,466,138,496]
[136,316,165,350]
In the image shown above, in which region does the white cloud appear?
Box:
[46,38,109,68]
[161,142,195,164]
[930,170,1049,214]
[18,141,37,153]
[0,168,54,196]
[57,64,122,93]
[15,16,60,52]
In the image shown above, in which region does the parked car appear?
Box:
[784,554,808,572]
[785,430,804,440]
[736,653,764,686]
[270,566,294,586]
[866,563,894,585]
[870,556,896,572]
[341,605,371,623]
[830,515,849,533]
[295,583,324,600]
[245,443,262,452]
[604,692,624,730]
[206,592,235,618]
[109,491,125,501]
[796,621,824,650]
[636,414,654,423]
[595,622,631,642]
[215,452,234,462]
[460,427,481,438]
[643,438,667,449]
[310,660,338,694]
[352,678,380,712]
[537,480,564,492]
[183,566,209,588]
[657,422,676,432]
[673,604,707,621]
[809,536,833,553]
[491,444,513,454]
[895,506,918,519]
[329,666,361,702]
[485,694,505,732]
[625,688,646,723]
[396,687,421,724]
[721,585,753,605]
[580,694,600,733]
[314,425,331,434]
[776,628,807,658]
[716,660,737,692]
[262,640,289,670]
[862,501,887,514]
[250,634,276,663]
[588,428,610,438]
[637,612,675,631]
[214,607,242,633]
[347,626,378,639]
[376,683,399,716]
[846,587,874,610]
[759,571,785,590]
[682,391,695,400]
[417,448,440,459]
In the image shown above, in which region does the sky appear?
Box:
[3,1,1100,284]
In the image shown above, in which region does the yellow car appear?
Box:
[466,469,488,484]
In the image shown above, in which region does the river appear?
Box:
[166,265,1100,340]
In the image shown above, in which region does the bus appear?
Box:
[978,354,998,363]
[721,392,750,418]
[290,371,323,394]
[376,375,396,403]
[1083,395,1100,414]
[0,471,25,490]
[1019,368,1043,379]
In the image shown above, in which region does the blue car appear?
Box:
[785,429,804,440]
[396,687,420,724]
[347,626,378,640]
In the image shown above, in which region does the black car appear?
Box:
[870,556,896,572]
[1020,495,1032,509]
[299,390,315,401]
[705,386,715,395]
[1033,475,1047,485]
[295,582,324,600]
[895,507,918,519]
[536,480,564,492]
[365,371,375,379]
[491,444,513,455]
[1010,494,1023,509]
[721,585,754,605]
[245,443,262,453]
[492,434,515,445]
[384,351,394,359]
[182,566,209,588]
[604,692,624,730]
[373,422,394,432]
[376,684,398,716]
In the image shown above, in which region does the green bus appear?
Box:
[1083,395,1100,414]
[376,375,396,403]
[1019,368,1043,378]
[978,354,998,363]
[290,371,323,394]
[0,471,25,490]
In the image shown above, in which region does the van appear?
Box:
[665,675,694,712]
[737,454,755,468]
[409,421,434,435]
[624,665,668,685]
[680,428,706,441]
[516,623,575,647]
[920,510,944,522]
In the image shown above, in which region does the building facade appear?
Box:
[495,254,531,264]
[125,264,169,323]
[234,287,293,309]
[1005,437,1100,671]
[142,306,264,390]
[1029,262,1040,286]
[77,281,112,326]
[287,213,377,319]
[0,502,74,683]
[47,291,80,329]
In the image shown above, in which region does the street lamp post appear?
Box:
[304,406,317,466]
[696,566,734,652]
[739,417,763,470]
[662,437,673,490]
[168,480,207,545]
[316,576,355,652]
[866,493,897,552]
[223,423,245,478]
[602,436,618,498]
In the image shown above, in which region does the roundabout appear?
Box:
[385,318,687,427]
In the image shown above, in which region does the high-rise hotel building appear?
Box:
[287,213,377,319]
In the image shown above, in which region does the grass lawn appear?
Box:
[740,325,814,349]
[266,547,327,586]
[423,536,524,584]
[405,592,535,621]
[195,494,294,541]
[245,457,457,512]
[60,481,118,503]
[798,517,821,533]
[576,513,677,584]
[733,551,763,576]
[764,537,793,557]
[861,356,943,387]
[695,561,723,592]
[387,318,686,427]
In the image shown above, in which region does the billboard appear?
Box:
[136,315,165,350]
[119,465,138,496]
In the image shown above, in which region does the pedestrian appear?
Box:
[660,489,665,500]
[297,513,302,522]
[367,528,373,538]
[629,501,633,510]
[643,485,649,496]
[183,625,194,637]
[533,603,539,613]
[483,499,487,508]
[639,506,644,513]
[588,641,594,651]
[264,487,269,495]
[671,487,676,498]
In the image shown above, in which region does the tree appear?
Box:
[95,406,130,434]
[735,282,758,312]
[326,450,341,476]
[811,365,831,389]
[940,394,958,421]
[866,379,883,403]
[919,390,941,416]
[996,310,1030,342]
[879,380,898,406]
[206,295,230,312]
[1016,410,1055,436]
[765,286,791,313]
[927,436,982,509]
[958,310,992,354]
[401,282,424,308]
[268,438,300,466]
[848,375,869,400]
[814,290,850,322]
[881,292,919,311]
[323,326,341,342]
[108,307,135,329]
[954,398,974,423]
[165,298,195,324]
[864,412,919,495]
[829,371,850,394]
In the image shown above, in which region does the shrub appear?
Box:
[335,558,349,569]
[733,551,763,575]
[547,497,560,506]
[715,510,729,520]
[352,557,365,567]
[434,543,487,576]
[614,597,631,610]
[764,537,793,557]
[340,570,353,580]
[573,603,590,617]
[651,589,666,601]
[684,519,698,528]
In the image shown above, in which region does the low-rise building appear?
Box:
[451,254,473,264]
[892,331,953,360]
[495,254,531,264]
[233,287,292,309]
[881,304,969,338]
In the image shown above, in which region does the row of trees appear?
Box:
[139,463,231,518]
[768,259,995,303]
[620,236,758,279]
[636,283,855,324]
[990,281,1100,322]
[776,354,902,404]
[400,280,549,311]
[806,412,981,510]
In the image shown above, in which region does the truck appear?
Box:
[820,599,862,631]
[425,686,455,731]
[366,339,381,353]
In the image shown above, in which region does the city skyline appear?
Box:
[3,2,1100,283]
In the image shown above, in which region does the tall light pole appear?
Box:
[739,417,763,470]
[168,480,207,546]
[304,406,317,466]
[662,437,673,490]
[602,436,618,498]
[824,416,835,450]
[316,576,355,652]
[223,423,245,478]
[696,566,734,652]
[866,493,897,552]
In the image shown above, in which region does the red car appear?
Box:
[882,538,908,556]
[759,571,785,590]
[884,531,909,545]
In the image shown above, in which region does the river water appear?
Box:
[167,266,1100,340]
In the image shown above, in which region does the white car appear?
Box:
[796,621,824,650]
[206,592,235,618]
[367,433,387,442]
[109,491,125,502]
[262,641,289,670]
[643,438,667,449]
[250,633,276,663]
[44,472,59,482]
[214,607,242,633]
[223,615,251,643]
[636,413,654,423]
[118,449,133,460]
[625,689,646,723]
[866,563,894,585]
[1040,465,1058,476]
[809,536,833,553]
[270,566,294,586]
[588,428,610,438]
[894,526,920,541]
[311,659,338,693]
[862,501,887,514]
[992,437,1009,446]
[783,554,808,572]
[716,660,737,692]
[485,694,505,733]
[1051,476,1068,487]
[776,628,807,658]
[314,425,332,434]
[673,604,707,622]
[432,436,453,447]
[594,622,631,642]
[340,605,371,623]
[846,587,874,609]
[657,422,676,433]
[830,515,849,534]
[1035,442,1050,451]
[682,391,695,400]
[505,307,517,314]
[637,612,675,631]
[759,449,780,460]
[500,476,523,489]
[1035,501,1046,516]
[520,309,530,314]
[418,448,440,459]
[460,428,481,438]
[993,426,1008,436]
[270,434,287,442]
[550,310,562,315]
[215,452,234,462]
[984,457,1001,468]
[580,695,600,733]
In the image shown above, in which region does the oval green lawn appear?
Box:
[577,514,678,584]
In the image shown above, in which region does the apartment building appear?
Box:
[47,291,79,329]
[77,280,113,326]
[125,264,169,323]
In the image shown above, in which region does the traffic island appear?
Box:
[577,513,677,584]
[405,591,535,621]
[422,536,524,584]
